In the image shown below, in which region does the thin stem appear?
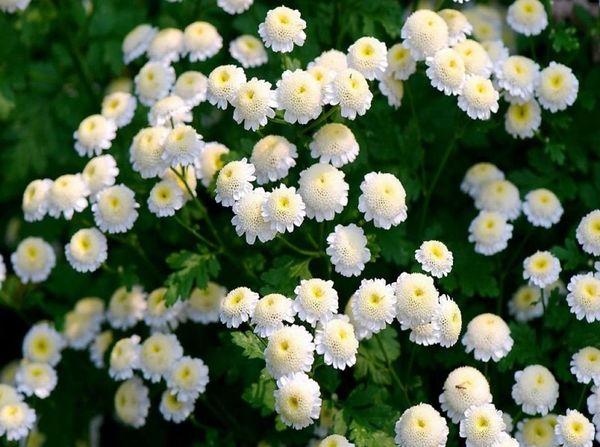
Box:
[405,84,426,192]
[301,106,339,136]
[276,235,322,258]
[577,383,591,410]
[174,215,217,249]
[375,333,411,405]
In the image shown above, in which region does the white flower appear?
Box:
[509,285,544,322]
[65,227,108,273]
[326,224,370,277]
[82,155,119,198]
[217,0,253,14]
[516,416,558,447]
[523,251,561,288]
[251,135,297,185]
[47,174,89,219]
[566,273,600,322]
[11,237,56,284]
[319,435,354,447]
[261,184,306,233]
[358,172,407,229]
[62,307,102,350]
[587,386,600,422]
[458,75,500,120]
[274,372,321,430]
[230,35,268,68]
[101,92,136,128]
[309,123,359,167]
[507,0,548,36]
[148,95,192,127]
[16,362,57,399]
[22,322,64,366]
[496,56,540,103]
[148,179,185,217]
[401,9,449,61]
[426,48,466,96]
[298,163,348,222]
[90,330,114,368]
[109,335,141,381]
[347,36,388,81]
[536,62,578,112]
[436,295,462,347]
[461,162,505,198]
[306,64,335,96]
[139,333,184,383]
[258,6,306,53]
[114,377,150,428]
[439,366,492,423]
[162,124,204,168]
[93,184,139,234]
[265,325,315,379]
[107,285,147,330]
[195,142,229,187]
[378,71,405,108]
[462,313,513,362]
[415,240,454,278]
[207,65,247,110]
[505,99,542,139]
[409,321,441,346]
[394,403,449,447]
[122,24,157,64]
[351,278,396,334]
[308,49,348,73]
[73,114,117,157]
[523,188,563,228]
[215,158,255,207]
[576,210,600,256]
[232,78,278,131]
[468,210,514,255]
[293,278,339,326]
[22,178,52,222]
[166,356,209,402]
[159,389,195,423]
[386,42,417,81]
[144,287,183,330]
[276,69,322,124]
[0,401,36,441]
[251,293,295,338]
[555,410,594,447]
[183,21,222,62]
[219,287,259,328]
[570,347,600,385]
[512,365,559,415]
[135,61,176,106]
[147,28,184,64]
[162,164,197,200]
[130,126,169,178]
[172,71,208,107]
[323,68,372,120]
[186,282,226,324]
[231,187,277,244]
[0,0,30,13]
[454,39,493,78]
[314,315,358,370]
[0,384,20,407]
[459,403,506,447]
[481,40,509,65]
[395,272,439,328]
[438,9,473,45]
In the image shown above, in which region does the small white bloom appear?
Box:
[186,282,226,324]
[394,403,449,447]
[326,224,371,277]
[89,330,114,368]
[386,42,417,81]
[401,9,449,61]
[347,36,388,81]
[359,172,408,229]
[315,316,359,370]
[351,278,396,334]
[107,285,147,330]
[251,293,295,338]
[219,287,259,328]
[293,278,339,326]
[195,142,229,187]
[461,162,505,198]
[101,92,136,128]
[459,403,506,447]
[16,361,57,399]
[523,251,561,288]
[217,0,253,14]
[251,135,297,185]
[147,28,184,64]
[415,240,454,278]
[439,9,473,45]
[536,62,578,112]
[215,158,255,207]
[139,333,184,383]
[308,49,348,73]
[148,95,192,127]
[437,295,462,347]
[468,210,514,255]
[172,71,208,107]
[11,237,56,284]
[378,71,405,108]
[323,68,372,120]
[130,126,170,178]
[159,389,195,423]
[135,61,176,106]
[82,155,119,199]
[258,6,306,53]
[65,227,108,273]
[481,40,509,65]
[509,285,544,322]
[261,184,306,233]
[496,56,540,103]
[274,372,321,430]
[462,313,513,362]
[148,179,185,217]
[114,377,150,428]
[576,210,600,256]
[426,48,466,96]
[93,184,139,234]
[409,321,441,346]
[458,75,500,120]
[122,24,157,64]
[309,122,359,167]
[0,401,36,441]
[555,410,594,447]
[512,365,559,415]
[505,99,542,139]
[454,39,493,78]
[232,78,278,131]
[109,335,141,381]
[507,0,548,36]
[265,325,315,379]
[162,124,204,167]
[276,69,322,124]
[229,35,268,68]
[22,179,52,222]
[523,188,563,228]
[144,287,183,330]
[47,174,89,220]
[571,347,600,385]
[298,163,349,222]
[395,272,439,328]
[566,273,600,323]
[207,64,247,110]
[231,187,276,244]
[166,356,209,402]
[439,366,492,423]
[73,114,117,157]
[183,21,222,62]
[22,322,64,366]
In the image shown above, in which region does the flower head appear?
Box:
[229,35,268,68]
[183,21,222,62]
[101,92,137,128]
[47,174,89,219]
[523,188,563,228]
[232,78,278,131]
[461,162,505,198]
[496,56,540,103]
[512,365,559,415]
[219,287,259,328]
[0,401,36,441]
[326,224,371,277]
[323,68,372,120]
[22,322,64,366]
[217,0,253,14]
[570,347,600,385]
[258,6,306,53]
[148,179,185,217]
[251,293,295,338]
[576,210,600,256]
[505,99,542,139]
[437,295,462,347]
[265,325,315,379]
[509,285,544,322]
[130,127,169,178]
[195,142,229,187]
[439,9,473,45]
[347,37,388,81]
[276,69,323,124]
[82,155,119,198]
[351,278,396,334]
[11,237,56,284]
[566,273,600,322]
[231,187,277,244]
[65,227,108,273]
[207,65,247,110]
[426,48,466,96]
[415,240,454,278]
[458,75,499,120]
[109,335,141,381]
[440,366,492,423]
[166,356,209,402]
[459,403,506,447]
[135,61,175,106]
[147,28,184,63]
[261,184,306,233]
[358,172,407,229]
[298,163,348,222]
[536,62,578,112]
[107,285,147,330]
[251,135,297,185]
[173,71,207,107]
[386,42,417,81]
[401,10,449,60]
[16,362,57,399]
[468,210,514,255]
[186,282,227,324]
[139,333,184,383]
[159,389,195,423]
[315,316,359,370]
[462,313,513,362]
[114,377,150,428]
[274,372,321,430]
[523,251,561,288]
[122,24,157,63]
[293,278,339,326]
[507,0,548,36]
[394,403,449,447]
[395,272,439,328]
[309,123,359,167]
[555,410,594,447]
[22,179,52,222]
[215,158,255,207]
[93,184,139,234]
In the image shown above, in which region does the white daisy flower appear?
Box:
[293,278,339,326]
[458,75,500,120]
[159,389,195,423]
[326,224,371,277]
[401,9,449,61]
[139,333,184,383]
[166,356,209,402]
[576,210,600,256]
[468,210,514,255]
[566,273,600,322]
[571,347,600,385]
[454,39,493,78]
[536,62,578,112]
[148,179,185,217]
[22,322,64,366]
[347,36,388,81]
[523,188,563,228]
[439,366,492,423]
[523,251,561,288]
[409,321,441,346]
[509,285,544,322]
[147,28,184,64]
[109,335,141,381]
[386,42,417,81]
[93,184,139,234]
[135,61,176,106]
[299,163,348,222]
[251,293,296,338]
[276,69,322,124]
[265,325,315,379]
[195,142,229,187]
[481,40,510,65]
[415,240,454,278]
[436,295,462,347]
[62,308,102,350]
[183,21,222,62]
[378,71,405,108]
[496,56,540,104]
[394,403,449,447]
[0,401,36,441]
[217,0,253,14]
[462,313,513,362]
[555,410,594,447]
[215,158,256,207]
[250,135,297,185]
[219,287,259,328]
[359,172,408,230]
[11,237,56,284]
[460,162,505,198]
[207,64,247,110]
[47,174,89,220]
[101,92,136,128]
[162,124,204,167]
[229,35,268,68]
[122,24,157,64]
[505,99,542,139]
[315,315,358,370]
[261,184,306,233]
[73,114,117,158]
[323,68,372,120]
[459,403,506,447]
[89,330,114,368]
[274,372,321,430]
[172,71,207,107]
[65,227,108,273]
[439,8,473,45]
[114,377,150,428]
[22,178,52,222]
[82,155,119,199]
[395,272,439,328]
[512,365,559,415]
[148,95,192,127]
[308,49,348,73]
[318,435,354,447]
[258,6,306,53]
[144,287,183,331]
[425,48,466,96]
[0,0,31,13]
[107,285,147,330]
[507,0,548,36]
[232,78,278,131]
[0,384,21,407]
[231,187,277,244]
[351,278,396,334]
[309,123,359,167]
[16,361,57,399]
[186,282,226,324]
[130,126,169,178]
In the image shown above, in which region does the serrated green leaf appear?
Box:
[231,331,265,360]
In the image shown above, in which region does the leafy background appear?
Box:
[0,0,599,445]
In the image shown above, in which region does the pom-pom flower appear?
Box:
[47,174,89,220]
[65,227,108,273]
[401,10,449,60]
[186,282,226,324]
[468,210,514,255]
[147,28,184,64]
[207,64,247,110]
[496,56,540,104]
[481,40,509,65]
[426,48,466,96]
[0,401,36,441]
[22,178,52,222]
[461,162,505,198]
[231,187,277,244]
[159,390,195,423]
[173,71,207,107]
[134,61,176,106]
[415,240,454,278]
[219,287,259,328]
[509,285,544,322]
[459,403,506,447]
[576,210,600,256]
[258,6,306,53]
[570,347,600,385]
[323,68,372,120]
[139,333,184,383]
[515,416,557,447]
[162,125,204,167]
[148,95,192,127]
[351,278,396,335]
[293,278,339,326]
[378,72,405,108]
[107,285,147,330]
[93,184,139,234]
[566,273,600,322]
[309,123,359,167]
[394,403,449,447]
[229,35,268,68]
[215,158,255,207]
[251,135,297,185]
[439,366,492,423]
[276,69,322,124]
[11,237,56,284]
[326,224,371,277]
[232,78,278,131]
[82,155,119,198]
[462,313,513,362]
[523,251,561,288]
[265,325,315,379]
[16,362,57,399]
[196,142,229,187]
[395,272,439,328]
[358,172,407,229]
[144,287,183,330]
[507,0,548,36]
[454,39,493,78]
[436,295,462,347]
[101,92,136,128]
[251,293,296,338]
[536,62,578,112]
[523,188,563,228]
[217,0,253,15]
[261,184,306,233]
[512,365,559,415]
[148,179,185,217]
[315,316,359,370]
[166,356,209,402]
[109,335,141,381]
[274,372,321,430]
[505,99,542,139]
[122,24,157,64]
[347,37,388,81]
[114,377,150,428]
[298,163,348,222]
[458,75,499,120]
[309,49,348,73]
[183,21,222,62]
[555,410,595,447]
[22,322,64,366]
[130,127,169,178]
[90,330,114,368]
[438,9,473,45]
[386,42,417,81]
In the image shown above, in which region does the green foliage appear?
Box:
[164,249,221,304]
[231,330,265,360]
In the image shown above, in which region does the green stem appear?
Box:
[174,215,217,249]
[301,106,339,136]
[276,235,322,258]
[577,383,591,410]
[375,333,411,405]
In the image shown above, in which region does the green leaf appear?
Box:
[552,237,586,271]
[259,255,312,296]
[550,26,580,53]
[242,369,275,416]
[544,141,566,165]
[497,323,541,372]
[164,250,220,305]
[354,327,400,386]
[231,331,265,360]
